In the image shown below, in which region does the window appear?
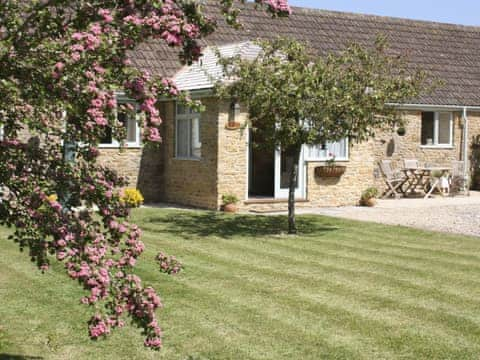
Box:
[421,111,453,147]
[176,104,201,159]
[303,138,349,161]
[99,99,140,147]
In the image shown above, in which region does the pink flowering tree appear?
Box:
[0,0,289,350]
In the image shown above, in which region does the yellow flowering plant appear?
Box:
[120,188,144,208]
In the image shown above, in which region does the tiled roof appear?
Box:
[129,3,480,106]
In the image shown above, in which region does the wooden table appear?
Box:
[401,167,451,199]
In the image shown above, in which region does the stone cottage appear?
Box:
[98,4,480,211]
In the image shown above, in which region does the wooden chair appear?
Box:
[450,161,468,195]
[378,160,406,199]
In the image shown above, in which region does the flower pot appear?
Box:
[315,165,347,178]
[361,198,376,207]
[223,203,237,213]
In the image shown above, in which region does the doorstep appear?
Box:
[244,198,309,205]
[243,198,309,214]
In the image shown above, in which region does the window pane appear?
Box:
[177,104,187,115]
[421,112,434,145]
[116,105,138,144]
[126,118,137,143]
[191,118,202,158]
[438,112,451,144]
[280,146,298,189]
[304,144,327,160]
[176,118,189,157]
[304,139,347,161]
[327,139,347,159]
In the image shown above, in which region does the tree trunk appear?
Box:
[288,144,302,235]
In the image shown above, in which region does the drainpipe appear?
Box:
[462,107,469,194]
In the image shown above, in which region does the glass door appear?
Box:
[274,146,305,199]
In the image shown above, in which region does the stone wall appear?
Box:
[237,109,480,211]
[90,98,221,208]
[95,104,480,211]
[215,102,379,210]
[216,100,249,209]
[305,140,376,207]
[156,98,219,209]
[373,111,462,168]
[372,110,480,191]
[97,148,143,186]
[97,147,164,203]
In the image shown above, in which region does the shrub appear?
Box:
[121,188,144,208]
[361,187,379,201]
[222,194,239,205]
[430,170,443,179]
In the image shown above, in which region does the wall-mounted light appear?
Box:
[229,101,240,123]
[226,100,241,130]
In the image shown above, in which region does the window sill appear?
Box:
[174,157,202,161]
[98,144,142,149]
[304,159,349,163]
[420,145,454,149]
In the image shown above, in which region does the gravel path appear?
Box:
[295,192,480,237]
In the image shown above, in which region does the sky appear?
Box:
[287,0,480,26]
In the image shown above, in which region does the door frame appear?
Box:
[274,146,306,199]
[246,130,307,200]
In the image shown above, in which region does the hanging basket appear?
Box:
[315,165,347,178]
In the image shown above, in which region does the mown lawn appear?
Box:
[1,208,480,359]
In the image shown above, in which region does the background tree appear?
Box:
[0,0,290,349]
[219,37,429,234]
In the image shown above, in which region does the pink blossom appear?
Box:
[71,44,85,52]
[71,32,84,41]
[94,116,107,126]
[150,116,162,126]
[161,31,182,45]
[123,15,143,26]
[146,127,161,142]
[93,64,106,74]
[89,320,110,338]
[144,337,162,349]
[54,62,65,71]
[90,24,103,36]
[86,34,101,50]
[106,98,116,109]
[98,9,113,23]
[71,52,81,62]
[91,98,103,108]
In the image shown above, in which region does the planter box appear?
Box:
[315,165,347,178]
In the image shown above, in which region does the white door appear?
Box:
[274,146,306,199]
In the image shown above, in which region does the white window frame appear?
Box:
[303,138,349,162]
[99,95,141,149]
[421,111,453,148]
[175,103,202,160]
